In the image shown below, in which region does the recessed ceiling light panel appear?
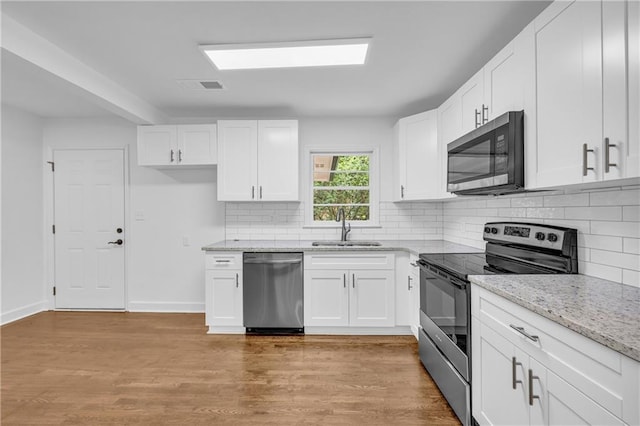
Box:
[200,38,371,70]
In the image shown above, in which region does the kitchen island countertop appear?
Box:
[201,239,484,256]
[469,274,640,362]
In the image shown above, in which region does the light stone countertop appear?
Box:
[469,274,640,362]
[201,239,484,255]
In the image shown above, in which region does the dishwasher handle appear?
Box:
[243,258,303,265]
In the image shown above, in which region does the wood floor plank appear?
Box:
[1,312,459,425]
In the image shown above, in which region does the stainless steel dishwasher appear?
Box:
[243,252,304,333]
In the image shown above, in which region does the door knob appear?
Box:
[108,239,124,245]
[116,228,123,234]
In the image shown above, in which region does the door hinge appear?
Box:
[47,161,55,172]
[52,225,56,234]
[53,286,56,296]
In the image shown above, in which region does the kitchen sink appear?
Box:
[311,241,382,247]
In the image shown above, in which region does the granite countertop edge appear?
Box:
[201,239,484,256]
[469,275,640,362]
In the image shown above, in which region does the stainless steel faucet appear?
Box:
[336,207,351,241]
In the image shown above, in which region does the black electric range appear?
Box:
[416,222,579,426]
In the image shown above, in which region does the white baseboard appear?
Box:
[1,301,48,325]
[207,326,245,334]
[127,302,205,313]
[304,326,413,335]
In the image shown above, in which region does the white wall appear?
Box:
[1,105,47,323]
[43,117,225,312]
[443,185,640,287]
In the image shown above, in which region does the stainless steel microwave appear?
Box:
[447,110,524,195]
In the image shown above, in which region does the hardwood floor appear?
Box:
[1,312,459,425]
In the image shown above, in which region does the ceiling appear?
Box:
[1,1,551,121]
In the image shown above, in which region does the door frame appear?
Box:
[44,146,130,311]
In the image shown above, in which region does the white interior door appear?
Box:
[53,149,125,309]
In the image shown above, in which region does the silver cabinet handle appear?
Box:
[251,186,255,199]
[604,137,617,173]
[408,275,413,290]
[510,324,539,342]
[482,104,489,124]
[582,143,594,176]
[170,149,175,163]
[259,186,263,199]
[215,259,231,263]
[352,273,355,288]
[475,109,481,128]
[512,357,523,389]
[178,149,183,163]
[528,369,540,406]
[400,185,405,199]
[235,273,239,288]
[343,273,346,288]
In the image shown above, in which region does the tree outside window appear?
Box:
[312,154,371,222]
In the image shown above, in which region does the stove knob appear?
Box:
[491,227,498,234]
[484,226,491,234]
[548,233,558,242]
[535,232,546,241]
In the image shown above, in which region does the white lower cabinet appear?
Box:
[472,286,639,426]
[205,252,243,333]
[304,252,395,329]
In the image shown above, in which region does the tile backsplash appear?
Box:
[225,201,443,241]
[443,185,640,287]
[224,185,639,287]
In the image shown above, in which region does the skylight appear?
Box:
[200,39,370,70]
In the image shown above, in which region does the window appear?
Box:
[308,149,378,226]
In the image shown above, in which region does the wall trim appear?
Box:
[128,302,205,313]
[1,301,48,326]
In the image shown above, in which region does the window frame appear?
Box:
[304,146,380,228]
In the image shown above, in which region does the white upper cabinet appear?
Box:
[460,69,486,135]
[533,0,603,187]
[530,0,639,189]
[137,124,217,166]
[177,125,218,165]
[217,120,299,202]
[438,25,533,149]
[394,110,446,200]
[257,120,299,201]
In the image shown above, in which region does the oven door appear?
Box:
[419,262,470,381]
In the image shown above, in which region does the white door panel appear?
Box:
[257,120,298,201]
[217,120,258,201]
[54,149,125,309]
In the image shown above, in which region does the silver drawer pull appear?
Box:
[510,324,539,342]
[512,357,523,389]
[215,259,231,263]
[528,369,540,406]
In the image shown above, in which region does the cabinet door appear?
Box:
[533,358,625,426]
[257,120,299,201]
[137,125,176,166]
[460,69,485,134]
[349,270,395,327]
[624,0,640,178]
[304,269,349,327]
[205,270,243,327]
[533,1,603,187]
[472,317,529,426]
[408,259,420,338]
[484,29,530,121]
[177,124,217,165]
[217,120,258,201]
[397,110,441,200]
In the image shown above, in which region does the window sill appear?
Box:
[302,223,381,229]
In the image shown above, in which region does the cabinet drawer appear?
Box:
[304,252,395,270]
[472,286,638,423]
[205,252,242,270]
